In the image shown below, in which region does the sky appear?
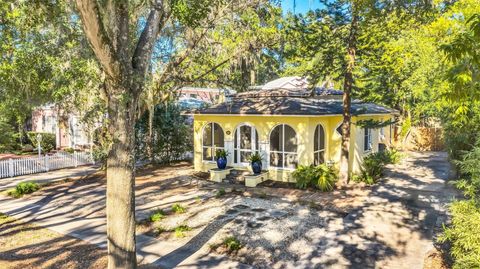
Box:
[281,0,323,14]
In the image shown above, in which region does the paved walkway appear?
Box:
[0,152,459,268]
[0,165,247,268]
[0,165,99,191]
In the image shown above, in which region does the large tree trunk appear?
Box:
[339,6,358,184]
[105,81,138,269]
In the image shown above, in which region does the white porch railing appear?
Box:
[0,152,94,179]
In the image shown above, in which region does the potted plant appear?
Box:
[215,149,229,169]
[248,152,263,174]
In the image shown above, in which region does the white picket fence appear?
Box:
[0,152,94,179]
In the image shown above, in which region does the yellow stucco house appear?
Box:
[192,77,396,183]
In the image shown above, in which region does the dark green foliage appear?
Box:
[357,150,401,185]
[439,200,480,269]
[135,102,192,164]
[0,119,18,153]
[223,236,242,253]
[215,188,226,198]
[292,164,338,192]
[63,147,75,154]
[26,132,55,153]
[8,182,40,198]
[355,119,397,129]
[248,152,263,163]
[215,149,229,159]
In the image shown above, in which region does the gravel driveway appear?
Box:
[0,152,459,269]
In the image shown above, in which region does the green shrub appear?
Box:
[171,203,186,214]
[248,152,263,163]
[215,149,229,159]
[149,209,166,222]
[382,149,402,164]
[439,200,480,269]
[292,164,338,192]
[223,236,242,253]
[8,181,40,197]
[26,132,56,153]
[215,188,226,197]
[63,147,75,154]
[135,102,192,164]
[440,142,480,268]
[357,150,401,185]
[174,225,191,238]
[0,119,18,153]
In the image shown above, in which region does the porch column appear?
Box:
[224,140,234,166]
[259,141,269,169]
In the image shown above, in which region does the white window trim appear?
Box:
[364,128,373,153]
[269,124,298,169]
[314,124,326,164]
[202,122,224,162]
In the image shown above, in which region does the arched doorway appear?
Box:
[233,124,259,165]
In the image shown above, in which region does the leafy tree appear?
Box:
[73,0,266,267]
[135,102,192,164]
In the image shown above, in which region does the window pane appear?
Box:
[234,149,238,163]
[314,125,325,151]
[203,123,212,146]
[203,147,213,161]
[255,130,259,151]
[319,126,325,150]
[270,126,282,151]
[284,125,297,152]
[285,153,298,169]
[314,151,325,165]
[241,151,251,163]
[270,152,283,167]
[234,129,238,148]
[240,125,252,149]
[213,123,224,147]
[364,128,369,151]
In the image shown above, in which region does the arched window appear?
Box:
[234,124,259,164]
[314,124,326,165]
[270,124,297,169]
[202,123,224,161]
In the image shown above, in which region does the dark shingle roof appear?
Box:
[194,96,395,116]
[236,87,343,98]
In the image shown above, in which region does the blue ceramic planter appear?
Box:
[251,161,262,174]
[216,156,227,169]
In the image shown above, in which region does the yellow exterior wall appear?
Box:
[193,114,393,182]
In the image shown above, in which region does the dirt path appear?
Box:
[343,151,459,268]
[0,152,459,269]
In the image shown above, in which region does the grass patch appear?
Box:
[7,181,40,198]
[223,236,242,253]
[148,209,166,222]
[174,225,191,238]
[215,188,226,198]
[210,236,243,254]
[171,203,186,214]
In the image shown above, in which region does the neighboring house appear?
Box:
[192,77,396,181]
[31,104,93,149]
[178,87,237,104]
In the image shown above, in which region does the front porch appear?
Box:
[209,167,269,187]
